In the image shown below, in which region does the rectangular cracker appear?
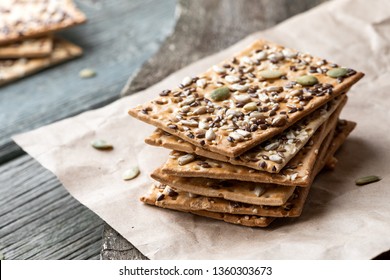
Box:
[129,39,364,158]
[0,0,86,45]
[160,99,342,187]
[141,186,275,228]
[0,37,82,87]
[141,120,356,221]
[152,169,296,206]
[0,36,53,58]
[146,95,346,173]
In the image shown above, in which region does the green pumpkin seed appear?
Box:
[91,139,113,150]
[296,75,318,86]
[259,70,284,79]
[122,166,140,181]
[326,68,348,78]
[210,86,230,101]
[355,175,381,186]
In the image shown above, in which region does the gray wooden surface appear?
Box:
[102,0,329,260]
[0,0,176,260]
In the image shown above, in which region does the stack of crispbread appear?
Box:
[129,39,364,227]
[0,0,86,86]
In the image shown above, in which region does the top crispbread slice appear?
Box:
[0,37,82,86]
[146,95,345,173]
[160,99,342,187]
[0,36,53,58]
[129,39,364,158]
[0,0,86,45]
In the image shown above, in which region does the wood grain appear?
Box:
[103,0,329,260]
[0,0,176,165]
[0,0,176,260]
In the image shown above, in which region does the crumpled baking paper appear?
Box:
[13,0,390,259]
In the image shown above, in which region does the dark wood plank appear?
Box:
[103,0,328,260]
[0,155,103,259]
[0,0,176,164]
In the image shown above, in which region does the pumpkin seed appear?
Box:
[122,166,140,181]
[210,86,230,101]
[355,175,381,186]
[91,139,113,150]
[79,68,96,78]
[296,75,318,86]
[326,68,348,78]
[259,70,284,79]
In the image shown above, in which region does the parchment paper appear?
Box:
[13,0,390,259]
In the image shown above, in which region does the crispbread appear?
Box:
[151,169,296,206]
[0,38,82,86]
[129,39,364,158]
[141,120,356,222]
[0,0,86,45]
[146,96,346,173]
[141,190,275,228]
[160,100,342,187]
[0,36,53,58]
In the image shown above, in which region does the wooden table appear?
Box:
[6,0,387,260]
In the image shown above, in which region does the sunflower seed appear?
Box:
[193,106,208,115]
[122,166,140,181]
[259,70,284,79]
[282,49,298,58]
[355,175,382,186]
[253,186,266,197]
[271,115,287,127]
[269,154,283,163]
[178,154,196,165]
[231,83,249,92]
[182,95,195,105]
[205,128,216,140]
[181,76,193,87]
[265,86,283,93]
[268,52,284,62]
[254,51,267,60]
[243,102,258,111]
[234,94,251,104]
[213,65,226,74]
[198,121,209,130]
[156,193,165,201]
[196,78,207,88]
[180,119,198,127]
[236,129,251,138]
[225,75,241,83]
[264,142,279,151]
[91,139,113,150]
[79,68,96,78]
[229,131,244,141]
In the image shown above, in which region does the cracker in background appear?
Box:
[0,38,82,87]
[146,96,345,173]
[129,39,363,158]
[160,98,343,187]
[0,0,86,45]
[0,36,53,59]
